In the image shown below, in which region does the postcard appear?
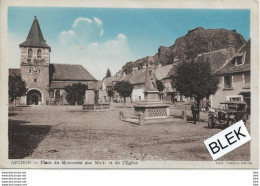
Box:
[0,0,259,168]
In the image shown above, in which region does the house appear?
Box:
[9,16,97,105]
[211,40,251,110]
[117,56,173,102]
[120,67,146,102]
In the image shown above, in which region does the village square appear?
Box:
[8,13,251,160]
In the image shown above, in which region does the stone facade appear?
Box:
[20,47,50,105]
[10,17,97,106]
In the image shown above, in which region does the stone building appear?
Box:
[211,40,251,110]
[117,57,173,102]
[9,16,97,105]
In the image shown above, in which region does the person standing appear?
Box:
[191,102,198,124]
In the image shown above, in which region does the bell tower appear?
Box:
[19,16,51,105]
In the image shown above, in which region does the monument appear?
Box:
[82,83,110,111]
[133,57,170,120]
[121,57,173,125]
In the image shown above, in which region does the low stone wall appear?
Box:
[82,103,110,111]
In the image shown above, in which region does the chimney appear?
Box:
[227,44,235,59]
[227,44,235,56]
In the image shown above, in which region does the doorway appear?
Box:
[27,89,42,105]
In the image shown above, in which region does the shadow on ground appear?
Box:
[8,113,19,117]
[9,119,52,159]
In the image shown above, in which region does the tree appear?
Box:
[107,88,114,102]
[114,81,133,105]
[105,68,112,78]
[156,80,165,100]
[171,59,219,120]
[64,83,88,105]
[8,75,27,106]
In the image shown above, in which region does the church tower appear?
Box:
[19,16,51,105]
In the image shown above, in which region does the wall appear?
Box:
[20,47,50,66]
[20,47,50,105]
[85,90,95,104]
[99,90,108,102]
[211,73,249,108]
[132,84,145,102]
[163,78,190,103]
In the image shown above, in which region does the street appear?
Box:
[8,103,250,161]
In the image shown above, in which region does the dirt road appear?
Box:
[8,103,250,161]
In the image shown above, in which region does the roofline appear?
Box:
[199,48,227,56]
[51,79,97,81]
[52,87,96,90]
[236,39,250,53]
[216,70,250,76]
[19,44,51,51]
[52,63,83,66]
[213,41,250,74]
[131,82,145,85]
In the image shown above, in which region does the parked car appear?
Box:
[208,101,248,129]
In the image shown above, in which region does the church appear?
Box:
[9,16,97,105]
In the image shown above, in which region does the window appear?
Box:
[224,75,232,89]
[236,57,242,65]
[243,73,250,88]
[235,53,246,66]
[28,49,33,58]
[29,69,32,74]
[38,69,41,73]
[227,95,243,102]
[37,49,42,58]
[230,97,241,101]
[34,78,37,82]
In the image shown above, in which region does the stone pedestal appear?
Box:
[134,91,170,120]
[121,64,173,124]
[144,91,160,102]
[82,103,110,111]
[134,103,170,119]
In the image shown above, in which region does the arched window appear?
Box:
[38,69,41,73]
[29,69,32,74]
[28,49,33,58]
[37,49,42,58]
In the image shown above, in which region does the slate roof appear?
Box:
[154,64,172,80]
[164,63,179,79]
[9,68,21,76]
[120,69,146,85]
[103,76,121,87]
[19,17,51,51]
[196,49,231,73]
[51,81,97,90]
[50,64,96,81]
[214,40,250,75]
[119,64,172,85]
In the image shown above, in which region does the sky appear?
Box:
[8,7,250,80]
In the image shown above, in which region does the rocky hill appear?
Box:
[122,27,246,75]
